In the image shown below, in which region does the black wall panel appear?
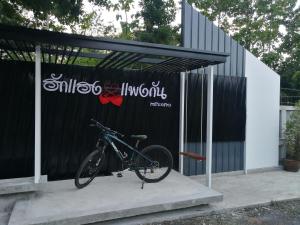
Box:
[0,61,35,179]
[0,61,246,180]
[186,73,246,142]
[0,61,180,180]
[182,1,247,174]
[41,63,180,180]
[184,73,246,175]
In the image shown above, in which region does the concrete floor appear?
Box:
[3,170,300,225]
[191,169,300,210]
[7,170,222,225]
[97,170,300,225]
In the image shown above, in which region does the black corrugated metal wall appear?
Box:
[0,61,245,180]
[182,1,246,175]
[0,61,181,180]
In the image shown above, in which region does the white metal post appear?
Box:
[34,45,41,184]
[179,72,186,174]
[206,66,213,188]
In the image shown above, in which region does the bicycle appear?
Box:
[75,118,173,189]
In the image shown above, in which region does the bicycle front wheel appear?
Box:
[75,148,105,189]
[134,145,173,183]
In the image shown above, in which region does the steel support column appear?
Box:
[206,66,213,188]
[34,45,41,184]
[179,72,186,174]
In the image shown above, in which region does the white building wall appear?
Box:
[245,50,280,171]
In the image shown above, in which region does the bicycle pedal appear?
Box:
[117,172,123,178]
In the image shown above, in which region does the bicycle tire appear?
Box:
[75,149,105,189]
[134,145,173,183]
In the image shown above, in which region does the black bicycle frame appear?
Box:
[102,133,154,166]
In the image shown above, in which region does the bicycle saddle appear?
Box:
[130,135,147,140]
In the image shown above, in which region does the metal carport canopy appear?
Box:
[0,24,229,188]
[0,24,229,72]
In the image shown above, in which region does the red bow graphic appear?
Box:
[98,94,123,107]
[98,82,123,107]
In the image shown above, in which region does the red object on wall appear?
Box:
[98,94,123,107]
[179,151,206,161]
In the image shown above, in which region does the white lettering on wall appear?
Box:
[42,73,168,100]
[43,73,102,95]
[150,102,172,108]
[121,81,167,100]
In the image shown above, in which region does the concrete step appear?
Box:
[0,176,47,196]
[0,193,36,213]
[0,178,36,196]
[0,176,47,224]
[7,170,222,225]
[0,212,10,225]
[0,192,37,225]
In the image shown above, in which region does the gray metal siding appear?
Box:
[182,1,245,77]
[184,142,244,175]
[182,1,245,175]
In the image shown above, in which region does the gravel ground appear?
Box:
[149,199,300,225]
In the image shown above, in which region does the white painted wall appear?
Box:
[245,50,280,171]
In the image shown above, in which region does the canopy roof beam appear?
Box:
[0,24,229,73]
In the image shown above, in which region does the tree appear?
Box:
[139,0,175,31]
[0,0,113,33]
[188,0,298,68]
[133,0,180,45]
[114,0,134,38]
[113,0,180,45]
[188,0,300,94]
[0,0,83,28]
[278,7,300,90]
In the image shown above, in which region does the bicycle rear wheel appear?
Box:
[134,145,173,183]
[75,148,105,189]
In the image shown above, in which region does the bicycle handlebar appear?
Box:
[90,118,124,138]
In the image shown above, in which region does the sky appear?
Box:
[83,0,181,34]
[83,0,300,35]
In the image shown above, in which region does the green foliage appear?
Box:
[278,7,300,91]
[285,101,300,160]
[261,51,283,71]
[90,0,112,10]
[114,0,180,45]
[0,0,113,33]
[189,0,297,58]
[118,21,136,40]
[0,0,83,27]
[134,25,180,45]
[114,0,134,38]
[0,0,180,69]
[0,0,27,25]
[139,0,176,32]
[132,0,179,44]
[0,0,180,46]
[292,71,300,87]
[189,0,299,91]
